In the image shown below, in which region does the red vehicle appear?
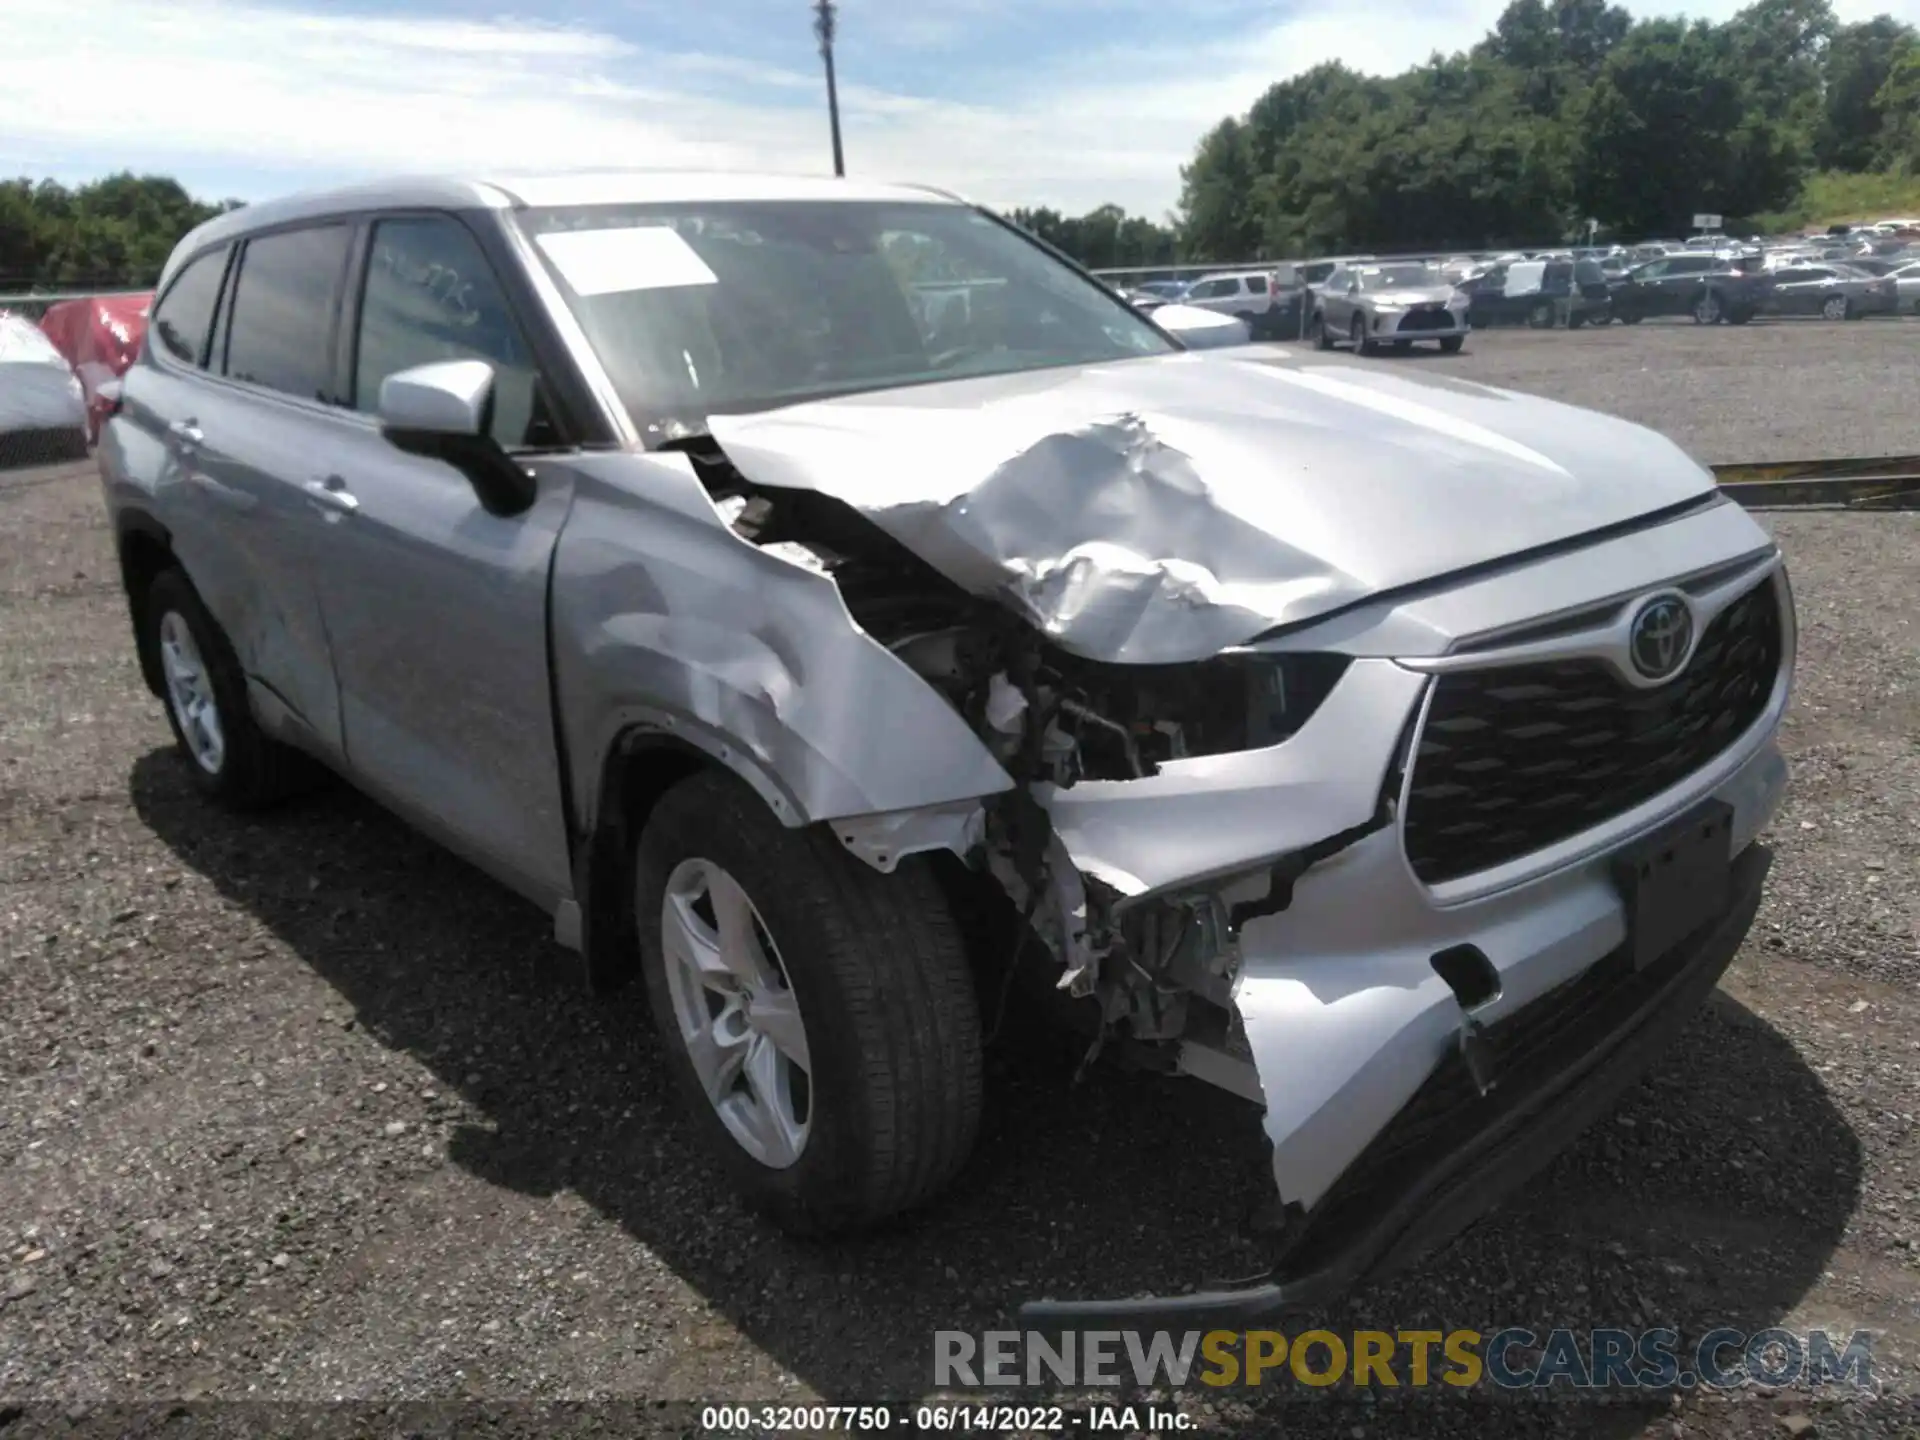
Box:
[37,293,153,443]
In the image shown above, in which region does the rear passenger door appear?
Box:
[178,223,356,756]
[300,211,575,903]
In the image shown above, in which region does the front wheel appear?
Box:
[635,771,984,1236]
[1309,312,1332,350]
[1692,291,1723,325]
[1438,335,1465,354]
[1350,315,1374,355]
[1821,295,1851,321]
[142,568,312,809]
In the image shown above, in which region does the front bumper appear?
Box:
[1017,533,1793,1324]
[1372,307,1469,338]
[1020,838,1772,1325]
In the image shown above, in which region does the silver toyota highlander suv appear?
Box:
[100,172,1793,1322]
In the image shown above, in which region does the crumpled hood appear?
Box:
[706,350,1716,664]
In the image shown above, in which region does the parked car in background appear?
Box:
[0,313,89,468]
[1758,264,1898,320]
[1128,279,1190,301]
[1180,270,1283,338]
[1148,303,1253,349]
[1610,255,1772,325]
[1459,259,1611,328]
[1308,261,1468,354]
[36,292,153,443]
[1889,259,1920,313]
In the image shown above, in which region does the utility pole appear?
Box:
[813,0,846,177]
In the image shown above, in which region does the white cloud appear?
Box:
[3,0,1917,218]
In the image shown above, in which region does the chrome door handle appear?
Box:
[304,476,360,516]
[167,419,203,447]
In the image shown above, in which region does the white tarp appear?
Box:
[0,315,88,436]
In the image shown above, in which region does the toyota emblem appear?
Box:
[1628,595,1693,681]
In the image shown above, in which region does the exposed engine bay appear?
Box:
[672,433,1364,1073]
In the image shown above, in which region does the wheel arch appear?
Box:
[115,509,179,698]
[572,721,799,993]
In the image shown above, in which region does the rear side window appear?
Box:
[1243,275,1268,294]
[151,247,229,367]
[351,215,551,449]
[223,225,354,402]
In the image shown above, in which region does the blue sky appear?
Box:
[5,0,1917,217]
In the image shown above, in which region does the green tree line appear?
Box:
[1177,0,1920,260]
[1,173,240,292]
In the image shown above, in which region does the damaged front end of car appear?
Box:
[634,361,1789,1324]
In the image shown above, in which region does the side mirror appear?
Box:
[378,360,536,517]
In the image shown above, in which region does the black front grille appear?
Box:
[1396,306,1453,332]
[1402,578,1782,885]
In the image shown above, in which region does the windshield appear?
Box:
[516,200,1175,434]
[1356,264,1442,290]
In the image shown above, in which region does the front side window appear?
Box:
[352,215,551,448]
[151,247,229,367]
[518,200,1174,435]
[223,225,353,402]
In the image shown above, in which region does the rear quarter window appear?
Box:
[150,247,230,368]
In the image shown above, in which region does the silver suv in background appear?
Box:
[102,172,1793,1323]
[1309,261,1470,353]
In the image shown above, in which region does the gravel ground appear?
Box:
[2,339,1919,1438]
[1285,316,1920,465]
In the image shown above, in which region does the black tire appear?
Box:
[1438,335,1465,354]
[634,771,983,1236]
[1726,307,1754,325]
[1691,290,1723,325]
[1619,311,1642,325]
[1569,311,1587,330]
[142,568,312,810]
[1350,315,1373,355]
[1527,301,1554,329]
[1309,311,1332,350]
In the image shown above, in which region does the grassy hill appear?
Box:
[1752,171,1920,233]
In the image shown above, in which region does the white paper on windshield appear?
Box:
[535,226,719,296]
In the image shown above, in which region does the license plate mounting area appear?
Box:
[1610,799,1735,972]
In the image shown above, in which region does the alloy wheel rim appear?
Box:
[660,858,812,1169]
[158,611,225,775]
[1823,296,1846,319]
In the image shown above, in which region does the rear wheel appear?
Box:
[142,568,313,810]
[635,771,984,1236]
[1821,295,1851,321]
[1438,335,1465,354]
[1692,291,1723,325]
[1527,301,1555,329]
